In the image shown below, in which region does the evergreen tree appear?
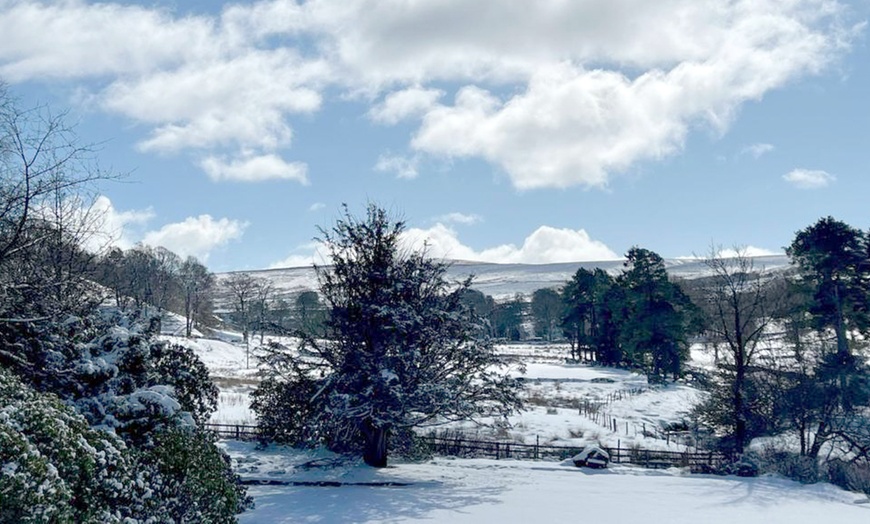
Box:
[531,287,561,341]
[617,247,694,381]
[561,268,614,361]
[786,216,870,356]
[255,204,523,467]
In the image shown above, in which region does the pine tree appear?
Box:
[786,216,870,356]
[617,247,694,381]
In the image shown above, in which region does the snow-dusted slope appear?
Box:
[218,255,791,301]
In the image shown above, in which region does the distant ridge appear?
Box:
[217,255,791,301]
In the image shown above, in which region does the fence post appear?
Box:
[535,435,539,460]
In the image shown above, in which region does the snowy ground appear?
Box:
[178,336,704,451]
[223,442,869,523]
[166,333,869,522]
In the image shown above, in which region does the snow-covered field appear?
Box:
[224,442,869,523]
[163,332,869,522]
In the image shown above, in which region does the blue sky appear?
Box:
[1,0,868,272]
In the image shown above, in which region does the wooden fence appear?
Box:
[203,423,729,473]
[203,423,261,441]
[419,434,729,473]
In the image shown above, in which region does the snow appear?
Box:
[223,442,868,523]
[165,327,867,522]
[161,335,261,377]
[218,255,793,302]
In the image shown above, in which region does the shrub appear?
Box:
[142,427,253,523]
[0,368,142,523]
[826,459,870,495]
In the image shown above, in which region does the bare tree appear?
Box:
[697,247,781,453]
[252,278,275,345]
[223,273,259,344]
[179,256,214,337]
[0,83,116,320]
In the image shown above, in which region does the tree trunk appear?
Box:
[363,422,389,468]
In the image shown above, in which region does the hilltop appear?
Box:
[217,254,791,302]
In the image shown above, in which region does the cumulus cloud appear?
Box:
[269,242,330,269]
[200,154,308,183]
[0,0,857,187]
[436,212,482,225]
[74,195,154,253]
[268,222,617,267]
[741,143,775,158]
[411,40,839,189]
[401,223,619,263]
[374,153,419,179]
[368,87,444,124]
[783,168,836,189]
[142,215,247,261]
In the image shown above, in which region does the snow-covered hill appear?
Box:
[218,255,791,301]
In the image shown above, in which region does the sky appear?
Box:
[1,0,869,272]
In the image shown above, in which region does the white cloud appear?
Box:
[716,246,781,258]
[437,212,482,225]
[269,242,330,269]
[0,1,215,80]
[0,0,856,188]
[741,143,775,158]
[411,36,839,189]
[401,223,619,263]
[374,153,419,179]
[309,202,326,212]
[200,154,308,183]
[269,222,617,267]
[54,195,154,253]
[783,168,836,189]
[142,215,247,261]
[85,195,155,251]
[368,87,444,124]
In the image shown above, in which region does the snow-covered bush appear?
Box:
[1,309,248,522]
[154,342,219,426]
[140,427,253,522]
[0,368,143,523]
[0,308,218,437]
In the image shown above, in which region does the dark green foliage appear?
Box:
[255,204,523,467]
[787,216,870,355]
[491,294,528,340]
[530,287,561,341]
[0,368,142,523]
[144,427,253,523]
[557,250,698,378]
[615,247,696,381]
[294,290,327,335]
[560,268,615,360]
[155,343,219,426]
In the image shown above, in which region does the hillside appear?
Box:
[217,254,791,302]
